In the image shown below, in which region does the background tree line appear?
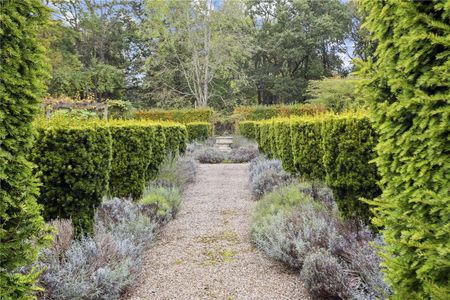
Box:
[44,0,370,111]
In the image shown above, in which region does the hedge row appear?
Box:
[233,103,326,121]
[33,118,187,233]
[135,108,214,123]
[359,1,449,297]
[186,122,212,141]
[239,113,380,223]
[0,1,51,297]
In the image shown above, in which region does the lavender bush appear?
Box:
[37,199,157,299]
[249,157,291,198]
[251,181,391,299]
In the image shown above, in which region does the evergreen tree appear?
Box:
[0,1,51,298]
[359,1,449,298]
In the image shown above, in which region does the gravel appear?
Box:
[125,163,309,300]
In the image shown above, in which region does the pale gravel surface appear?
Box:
[125,163,309,300]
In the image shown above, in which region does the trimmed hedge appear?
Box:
[234,103,326,121]
[238,121,257,139]
[290,117,326,180]
[321,114,379,221]
[135,108,214,123]
[0,1,51,297]
[34,121,112,234]
[239,113,380,224]
[109,121,186,199]
[33,119,187,233]
[161,123,187,155]
[108,123,154,200]
[186,122,212,141]
[273,119,294,173]
[359,1,450,297]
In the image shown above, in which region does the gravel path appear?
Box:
[126,163,309,300]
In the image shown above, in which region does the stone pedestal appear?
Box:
[215,136,233,153]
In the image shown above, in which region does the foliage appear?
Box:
[107,100,135,119]
[273,119,294,173]
[229,146,259,163]
[153,155,198,191]
[300,250,351,299]
[233,103,326,121]
[306,77,364,112]
[135,108,214,123]
[186,122,212,142]
[37,199,157,300]
[45,0,147,102]
[0,1,52,297]
[358,0,450,298]
[239,113,379,224]
[139,187,182,221]
[249,157,291,199]
[193,146,226,164]
[108,120,186,199]
[290,117,326,179]
[247,0,352,103]
[108,123,154,199]
[161,123,188,155]
[237,121,257,140]
[321,114,379,224]
[33,121,112,234]
[142,0,253,109]
[251,183,391,299]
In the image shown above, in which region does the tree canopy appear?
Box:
[43,0,359,111]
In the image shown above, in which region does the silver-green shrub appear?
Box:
[249,157,291,198]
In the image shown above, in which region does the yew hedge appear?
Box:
[238,113,380,223]
[33,118,187,233]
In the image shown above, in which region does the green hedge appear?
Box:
[186,122,212,141]
[108,123,153,200]
[290,117,326,180]
[321,115,379,221]
[237,121,257,139]
[161,123,187,155]
[258,121,273,158]
[0,1,51,297]
[32,119,187,233]
[233,103,326,121]
[273,119,294,173]
[135,108,214,123]
[360,1,450,297]
[34,122,112,234]
[109,121,186,199]
[239,113,380,224]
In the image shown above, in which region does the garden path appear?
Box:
[126,163,308,300]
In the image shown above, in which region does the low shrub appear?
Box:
[251,182,391,299]
[249,157,291,198]
[186,122,212,142]
[37,199,158,299]
[230,135,256,149]
[135,108,214,123]
[139,187,182,222]
[229,145,259,163]
[153,155,198,190]
[300,250,352,299]
[193,146,226,164]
